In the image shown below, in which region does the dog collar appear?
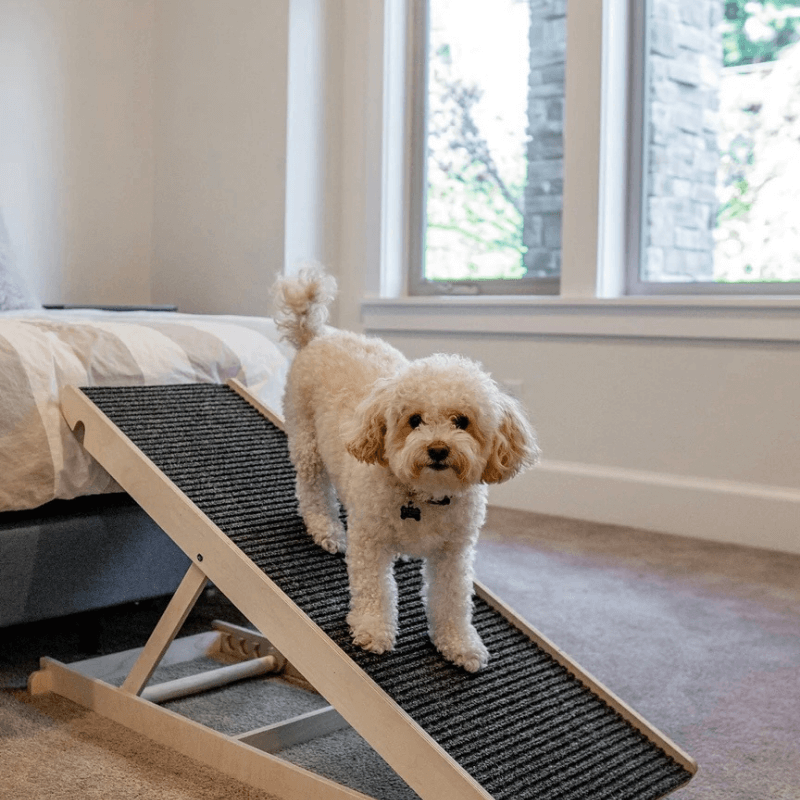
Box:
[400,494,451,521]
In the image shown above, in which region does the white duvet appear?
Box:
[0,309,293,512]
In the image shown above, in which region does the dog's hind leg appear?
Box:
[284,402,346,554]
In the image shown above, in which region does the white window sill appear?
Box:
[361,295,800,343]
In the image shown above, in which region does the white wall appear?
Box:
[284,0,342,279]
[0,0,156,305]
[1,0,294,315]
[150,0,290,315]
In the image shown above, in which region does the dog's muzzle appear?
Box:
[426,444,450,471]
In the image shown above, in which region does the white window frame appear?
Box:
[346,0,800,341]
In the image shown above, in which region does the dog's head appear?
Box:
[345,354,539,496]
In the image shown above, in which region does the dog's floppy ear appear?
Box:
[345,385,390,467]
[481,396,540,484]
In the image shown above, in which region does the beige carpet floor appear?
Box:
[0,689,279,800]
[1,508,798,799]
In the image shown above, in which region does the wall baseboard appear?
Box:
[489,459,800,555]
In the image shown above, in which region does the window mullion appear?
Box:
[560,0,605,299]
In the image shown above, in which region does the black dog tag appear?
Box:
[400,502,421,521]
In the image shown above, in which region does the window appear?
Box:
[406,0,800,298]
[408,0,562,295]
[630,0,800,294]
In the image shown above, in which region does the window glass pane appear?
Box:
[423,0,565,284]
[642,0,800,285]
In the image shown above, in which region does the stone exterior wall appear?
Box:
[523,0,566,278]
[522,0,721,282]
[643,0,722,282]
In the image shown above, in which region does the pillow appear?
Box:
[0,211,38,310]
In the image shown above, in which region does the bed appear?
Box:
[0,224,293,628]
[0,307,293,628]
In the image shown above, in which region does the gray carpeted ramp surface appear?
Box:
[81,383,693,800]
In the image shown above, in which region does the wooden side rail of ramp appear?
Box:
[30,382,697,800]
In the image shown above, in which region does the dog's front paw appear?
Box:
[352,628,395,655]
[435,631,490,673]
[305,514,346,554]
[348,613,396,655]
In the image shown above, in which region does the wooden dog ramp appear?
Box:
[31,382,697,800]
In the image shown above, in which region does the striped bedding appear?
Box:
[0,309,293,513]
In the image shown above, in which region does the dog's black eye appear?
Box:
[453,415,469,430]
[409,413,423,429]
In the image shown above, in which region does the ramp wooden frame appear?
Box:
[29,380,697,800]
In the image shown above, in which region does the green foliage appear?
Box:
[714,2,800,283]
[424,17,527,282]
[426,159,526,281]
[716,130,754,226]
[717,179,752,223]
[723,0,800,67]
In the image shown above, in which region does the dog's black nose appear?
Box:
[428,445,449,463]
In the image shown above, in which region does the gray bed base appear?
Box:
[0,494,189,628]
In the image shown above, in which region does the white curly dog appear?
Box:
[273,267,539,671]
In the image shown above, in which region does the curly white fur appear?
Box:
[271,263,337,349]
[273,267,539,671]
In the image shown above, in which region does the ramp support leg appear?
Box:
[121,562,208,696]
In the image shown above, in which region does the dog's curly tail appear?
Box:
[272,263,337,350]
